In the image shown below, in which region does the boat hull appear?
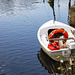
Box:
[40,43,70,61]
[37,20,75,61]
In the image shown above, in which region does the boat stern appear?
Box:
[50,48,71,61]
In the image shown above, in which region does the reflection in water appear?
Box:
[37,49,60,74]
[0,0,35,16]
[48,0,56,21]
[69,4,75,27]
[69,0,71,9]
[43,0,45,3]
[58,0,60,7]
[37,49,75,74]
[0,0,14,15]
[0,0,75,75]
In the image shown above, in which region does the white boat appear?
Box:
[37,20,75,61]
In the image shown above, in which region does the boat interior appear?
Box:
[41,28,75,51]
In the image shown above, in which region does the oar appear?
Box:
[49,37,74,41]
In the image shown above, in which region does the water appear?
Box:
[0,0,74,75]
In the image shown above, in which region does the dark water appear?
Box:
[0,0,74,75]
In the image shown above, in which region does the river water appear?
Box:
[0,0,74,75]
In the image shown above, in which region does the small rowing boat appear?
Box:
[37,20,75,61]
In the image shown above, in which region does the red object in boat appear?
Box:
[48,42,60,51]
[48,29,68,43]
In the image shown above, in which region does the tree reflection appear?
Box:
[69,0,71,9]
[0,0,35,15]
[69,3,75,27]
[48,0,56,21]
[0,0,14,15]
[43,0,45,3]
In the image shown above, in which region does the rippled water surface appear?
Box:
[0,0,74,75]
